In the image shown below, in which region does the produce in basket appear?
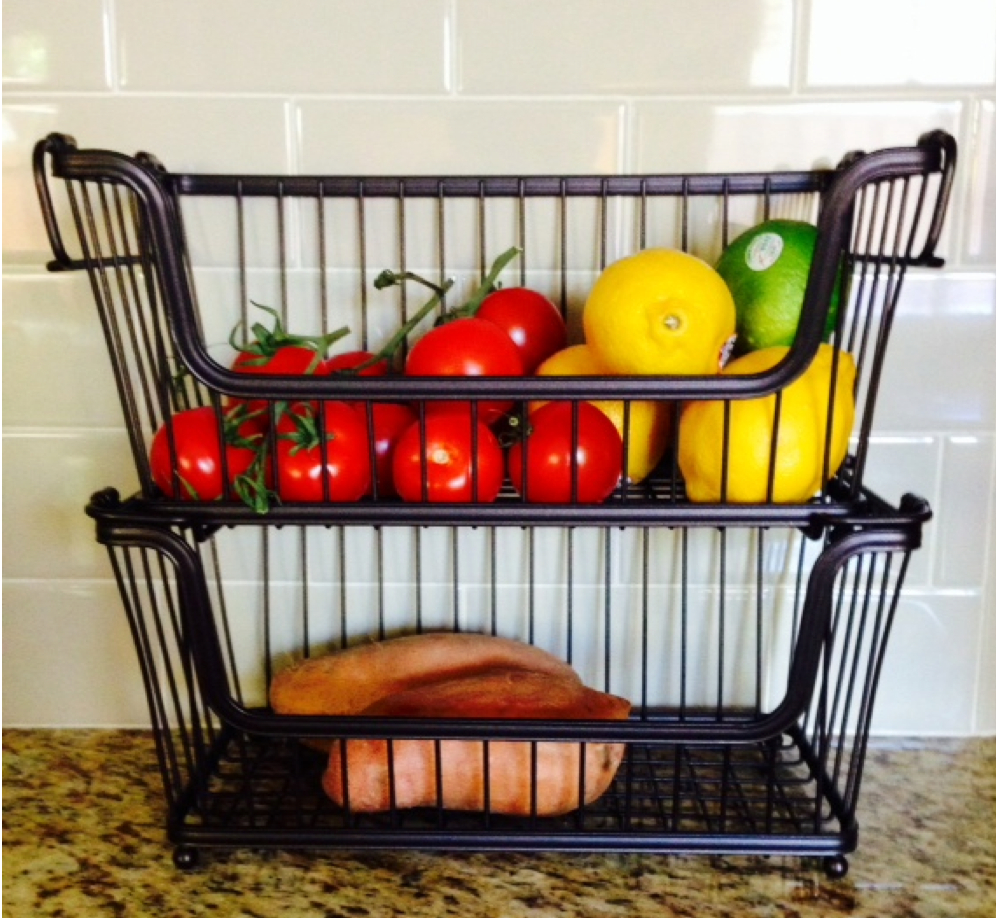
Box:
[270,632,582,718]
[149,405,268,503]
[391,411,505,503]
[507,401,623,504]
[322,668,631,816]
[582,248,737,376]
[677,344,856,503]
[715,219,844,354]
[532,344,673,484]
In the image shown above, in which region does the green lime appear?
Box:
[715,219,842,354]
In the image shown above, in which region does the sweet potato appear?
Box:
[269,632,580,717]
[322,668,631,816]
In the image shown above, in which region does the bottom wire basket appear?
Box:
[87,490,928,876]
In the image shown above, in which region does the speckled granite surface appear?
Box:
[3,730,994,917]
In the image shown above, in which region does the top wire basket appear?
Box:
[34,130,956,529]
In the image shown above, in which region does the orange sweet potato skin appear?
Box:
[269,633,580,717]
[321,668,631,816]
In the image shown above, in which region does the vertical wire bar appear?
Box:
[603,529,612,694]
[301,527,311,656]
[236,183,249,341]
[565,527,575,668]
[527,528,536,646]
[357,184,369,349]
[262,528,273,686]
[716,528,727,720]
[640,527,651,718]
[437,182,447,294]
[451,528,461,632]
[489,527,498,637]
[376,527,386,641]
[517,179,527,285]
[317,181,329,334]
[414,526,424,634]
[755,528,765,715]
[559,180,568,316]
[338,525,348,648]
[680,527,689,718]
[276,182,288,320]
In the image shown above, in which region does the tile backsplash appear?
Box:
[3,0,995,734]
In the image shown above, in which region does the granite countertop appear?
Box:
[3,730,994,917]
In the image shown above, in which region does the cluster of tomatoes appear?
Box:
[149,271,626,511]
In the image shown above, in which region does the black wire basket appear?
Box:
[88,487,928,875]
[34,130,955,527]
[35,131,956,873]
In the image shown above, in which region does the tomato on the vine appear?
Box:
[404,318,525,426]
[274,401,371,502]
[322,350,391,377]
[392,412,504,503]
[508,401,622,504]
[354,401,418,498]
[149,406,265,502]
[476,288,567,374]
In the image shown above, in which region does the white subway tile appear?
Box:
[935,436,996,588]
[964,97,996,265]
[871,592,982,735]
[2,274,124,429]
[297,99,624,174]
[872,273,996,432]
[115,0,449,94]
[5,96,291,265]
[1,0,110,92]
[1,431,139,580]
[457,0,794,94]
[860,436,940,587]
[1,580,151,727]
[633,100,962,174]
[806,0,996,88]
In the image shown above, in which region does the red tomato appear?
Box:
[354,402,418,498]
[149,406,262,501]
[508,401,622,504]
[275,401,371,502]
[476,288,567,374]
[392,413,504,503]
[404,318,525,426]
[231,344,324,415]
[322,350,391,377]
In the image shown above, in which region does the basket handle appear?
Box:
[913,129,958,268]
[33,133,79,271]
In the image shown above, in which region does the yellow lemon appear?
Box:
[532,345,672,484]
[677,344,856,503]
[582,248,737,376]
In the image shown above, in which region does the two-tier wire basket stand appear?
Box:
[34,129,956,876]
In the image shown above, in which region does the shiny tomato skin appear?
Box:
[230,345,324,415]
[321,350,391,377]
[404,318,525,426]
[508,401,622,504]
[392,413,504,503]
[274,401,371,502]
[476,288,567,374]
[149,406,260,501]
[354,402,418,498]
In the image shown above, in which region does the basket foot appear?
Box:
[822,855,849,879]
[173,846,201,870]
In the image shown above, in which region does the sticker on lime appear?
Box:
[745,232,784,272]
